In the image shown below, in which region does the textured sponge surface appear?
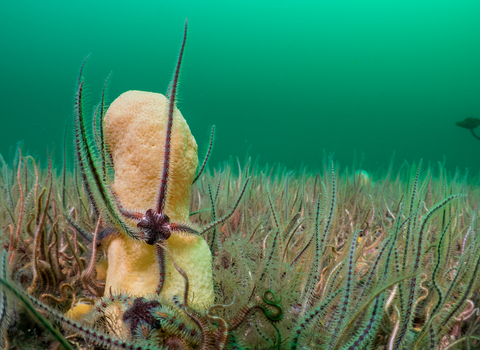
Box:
[103,90,214,308]
[104,90,197,220]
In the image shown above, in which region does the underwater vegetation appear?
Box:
[1,21,480,350]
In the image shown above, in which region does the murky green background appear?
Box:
[1,1,479,176]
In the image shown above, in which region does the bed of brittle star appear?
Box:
[169,256,283,349]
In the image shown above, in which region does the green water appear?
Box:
[1,0,479,175]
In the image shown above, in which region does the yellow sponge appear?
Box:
[103,90,214,309]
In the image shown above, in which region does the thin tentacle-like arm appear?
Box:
[170,223,200,235]
[201,177,251,234]
[156,20,188,214]
[192,125,215,185]
[155,244,166,295]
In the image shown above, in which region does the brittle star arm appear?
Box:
[192,125,215,185]
[200,177,251,234]
[170,223,200,235]
[155,20,188,215]
[155,244,166,295]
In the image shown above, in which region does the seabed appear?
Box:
[0,153,479,349]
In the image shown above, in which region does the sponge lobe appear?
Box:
[103,90,214,308]
[104,90,197,221]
